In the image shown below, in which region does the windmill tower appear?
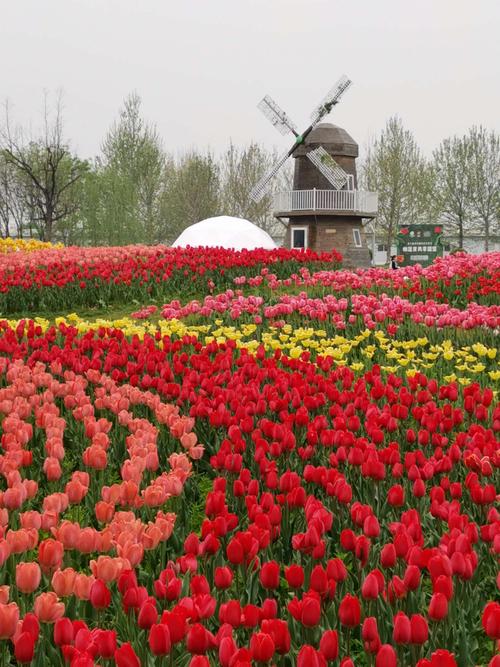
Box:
[250,76,378,268]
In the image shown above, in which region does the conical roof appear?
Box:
[295,123,358,158]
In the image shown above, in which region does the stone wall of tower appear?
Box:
[285,216,371,268]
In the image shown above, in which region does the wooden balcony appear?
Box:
[273,189,378,218]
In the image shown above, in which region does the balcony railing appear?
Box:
[273,189,378,216]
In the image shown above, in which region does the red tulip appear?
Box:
[393,611,411,643]
[138,600,157,630]
[376,644,397,667]
[14,631,35,664]
[189,657,210,667]
[186,623,210,654]
[362,572,380,600]
[416,649,458,666]
[297,645,327,667]
[285,564,304,588]
[214,566,233,589]
[161,611,187,644]
[482,602,500,639]
[219,636,237,667]
[339,594,361,627]
[249,632,275,661]
[149,623,171,656]
[428,592,448,621]
[115,642,141,667]
[259,561,280,589]
[94,629,117,659]
[319,629,338,660]
[380,543,397,568]
[301,595,322,627]
[21,613,40,642]
[410,614,429,644]
[261,618,290,654]
[54,617,74,645]
[89,580,111,609]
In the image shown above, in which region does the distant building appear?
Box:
[365,229,500,266]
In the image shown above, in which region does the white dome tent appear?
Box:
[172,216,277,251]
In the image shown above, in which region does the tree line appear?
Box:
[0,93,498,252]
[0,93,290,245]
[361,117,500,254]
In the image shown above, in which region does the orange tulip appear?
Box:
[2,486,25,510]
[78,528,99,554]
[16,562,41,594]
[117,541,144,568]
[19,511,42,530]
[73,574,95,601]
[0,540,11,566]
[180,432,197,450]
[41,511,59,531]
[82,445,107,470]
[51,568,76,597]
[51,521,80,549]
[42,492,69,515]
[142,525,162,551]
[89,556,119,583]
[6,529,37,555]
[43,457,62,482]
[33,592,65,623]
[0,587,9,604]
[143,486,167,508]
[38,539,64,574]
[94,501,115,523]
[0,602,19,638]
[71,471,90,487]
[65,480,88,504]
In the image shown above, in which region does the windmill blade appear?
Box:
[257,95,298,136]
[307,146,350,189]
[250,148,292,202]
[310,75,352,125]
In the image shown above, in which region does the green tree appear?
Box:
[220,141,289,239]
[468,126,500,251]
[433,135,474,250]
[362,116,436,261]
[161,150,221,243]
[100,92,165,243]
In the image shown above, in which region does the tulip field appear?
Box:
[0,241,498,667]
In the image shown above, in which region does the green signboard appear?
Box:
[397,224,444,267]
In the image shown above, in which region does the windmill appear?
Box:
[249,75,378,268]
[250,75,353,202]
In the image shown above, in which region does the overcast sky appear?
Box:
[1,0,499,161]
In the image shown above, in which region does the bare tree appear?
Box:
[0,155,34,238]
[433,135,474,250]
[361,116,434,260]
[220,141,290,238]
[0,95,86,241]
[468,126,500,251]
